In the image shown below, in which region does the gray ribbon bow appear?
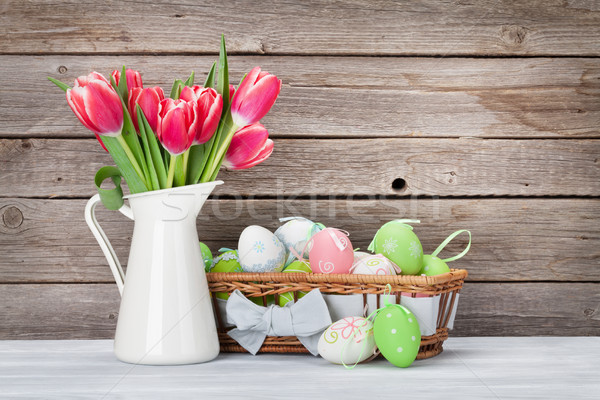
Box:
[226,289,332,356]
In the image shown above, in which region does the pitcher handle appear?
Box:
[84,194,133,296]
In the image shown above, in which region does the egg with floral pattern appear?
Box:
[238,225,286,273]
[370,220,423,275]
[318,316,376,365]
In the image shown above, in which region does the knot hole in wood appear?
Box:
[2,206,24,229]
[391,178,407,192]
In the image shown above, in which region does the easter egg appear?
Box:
[249,295,275,306]
[419,255,451,276]
[373,304,421,368]
[353,251,371,264]
[199,242,213,272]
[352,254,398,275]
[211,250,243,299]
[238,225,286,273]
[318,317,376,365]
[371,221,423,275]
[309,228,354,274]
[279,261,312,306]
[275,218,322,263]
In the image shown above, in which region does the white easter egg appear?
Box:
[238,225,286,273]
[353,251,371,264]
[275,218,321,260]
[318,316,376,365]
[352,254,398,275]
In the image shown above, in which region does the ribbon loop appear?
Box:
[431,229,472,262]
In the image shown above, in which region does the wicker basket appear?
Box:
[206,269,467,360]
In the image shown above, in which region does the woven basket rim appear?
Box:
[207,268,468,285]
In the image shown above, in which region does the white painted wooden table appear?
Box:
[1,337,598,399]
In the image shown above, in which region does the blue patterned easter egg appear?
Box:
[238,225,286,273]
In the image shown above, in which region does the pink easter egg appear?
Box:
[309,228,354,274]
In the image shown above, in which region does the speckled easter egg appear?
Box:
[419,255,451,276]
[275,218,322,261]
[374,304,421,368]
[371,221,423,275]
[238,226,286,273]
[279,261,312,306]
[309,228,354,274]
[318,317,376,365]
[199,242,213,272]
[210,250,243,299]
[352,254,398,275]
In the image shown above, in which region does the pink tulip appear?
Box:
[223,123,274,170]
[229,84,236,101]
[157,98,199,155]
[230,67,281,128]
[180,86,223,144]
[128,86,165,133]
[111,69,143,90]
[66,72,123,137]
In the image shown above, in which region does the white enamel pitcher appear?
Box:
[84,181,223,365]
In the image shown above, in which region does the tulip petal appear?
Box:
[224,123,268,167]
[231,66,261,110]
[233,75,281,127]
[67,87,100,133]
[83,81,123,136]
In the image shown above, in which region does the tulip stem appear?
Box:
[200,122,238,182]
[116,134,149,189]
[182,149,190,183]
[166,155,177,189]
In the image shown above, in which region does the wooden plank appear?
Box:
[4,56,599,138]
[1,138,599,197]
[0,339,599,399]
[1,282,598,339]
[1,1,599,56]
[0,198,598,283]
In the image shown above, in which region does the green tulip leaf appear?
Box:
[138,106,168,189]
[184,71,195,87]
[136,108,160,190]
[217,34,229,113]
[203,61,217,88]
[117,65,128,101]
[102,136,148,194]
[94,166,125,210]
[169,79,184,99]
[47,77,70,92]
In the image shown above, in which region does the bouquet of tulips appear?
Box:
[49,36,281,208]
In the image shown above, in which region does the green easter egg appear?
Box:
[250,295,275,306]
[279,261,311,306]
[199,242,213,272]
[211,250,243,300]
[419,255,451,276]
[373,221,423,275]
[374,304,421,368]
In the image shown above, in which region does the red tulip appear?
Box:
[111,69,143,90]
[230,67,281,128]
[180,86,223,144]
[128,86,165,133]
[229,84,236,101]
[66,72,123,137]
[223,123,274,170]
[157,99,199,155]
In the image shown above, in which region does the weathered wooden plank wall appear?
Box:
[0,0,599,338]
